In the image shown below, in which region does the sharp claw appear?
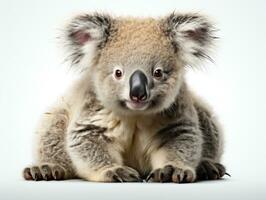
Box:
[146,173,154,182]
[33,174,40,181]
[44,174,48,181]
[181,174,187,183]
[130,174,142,182]
[225,172,231,177]
[53,171,59,180]
[159,173,164,182]
[113,175,123,182]
[213,170,220,179]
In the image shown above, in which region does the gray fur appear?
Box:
[33,109,76,179]
[195,102,220,161]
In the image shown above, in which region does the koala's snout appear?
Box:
[129,70,148,102]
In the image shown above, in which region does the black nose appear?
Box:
[129,70,148,101]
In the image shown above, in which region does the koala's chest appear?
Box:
[108,118,159,173]
[88,110,166,173]
[104,116,159,152]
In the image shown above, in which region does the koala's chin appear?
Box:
[117,99,151,114]
[116,96,168,116]
[125,100,150,111]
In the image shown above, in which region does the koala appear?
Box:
[23,12,227,183]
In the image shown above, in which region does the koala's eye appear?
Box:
[153,68,163,79]
[114,68,123,79]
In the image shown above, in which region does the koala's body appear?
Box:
[23,12,226,183]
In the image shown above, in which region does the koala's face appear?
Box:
[64,13,216,115]
[93,19,183,114]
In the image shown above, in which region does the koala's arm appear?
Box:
[34,72,94,150]
[148,86,202,182]
[26,73,96,178]
[66,93,141,182]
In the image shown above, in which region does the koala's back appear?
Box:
[193,96,224,162]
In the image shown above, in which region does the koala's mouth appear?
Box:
[125,100,150,111]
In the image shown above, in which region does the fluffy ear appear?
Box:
[162,13,217,67]
[62,13,113,68]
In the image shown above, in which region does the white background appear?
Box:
[0,0,266,199]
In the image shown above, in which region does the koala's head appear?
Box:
[63,12,216,115]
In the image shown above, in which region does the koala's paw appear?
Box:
[196,160,227,180]
[23,164,66,181]
[102,166,142,182]
[146,165,196,183]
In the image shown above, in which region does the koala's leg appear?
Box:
[67,108,141,182]
[194,102,227,180]
[147,116,203,183]
[23,105,76,181]
[146,87,204,183]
